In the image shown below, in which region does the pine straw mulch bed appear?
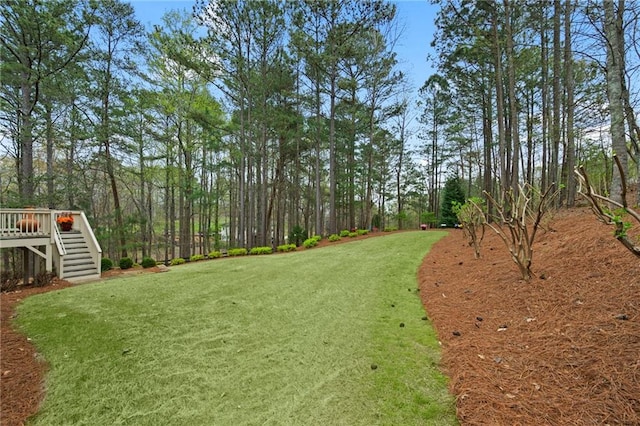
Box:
[2,211,638,425]
[419,208,639,425]
[1,280,74,426]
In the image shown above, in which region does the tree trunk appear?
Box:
[328,62,337,236]
[19,75,34,205]
[492,10,507,195]
[45,101,55,208]
[563,0,576,207]
[482,78,494,217]
[550,0,562,194]
[505,0,520,191]
[604,0,628,204]
[540,3,549,193]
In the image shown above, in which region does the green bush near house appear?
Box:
[119,257,134,270]
[101,258,113,272]
[357,229,368,236]
[328,234,341,242]
[190,254,205,262]
[170,258,186,266]
[339,229,350,237]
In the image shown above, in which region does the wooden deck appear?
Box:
[0,209,102,282]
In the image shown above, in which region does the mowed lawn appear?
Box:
[16,231,457,426]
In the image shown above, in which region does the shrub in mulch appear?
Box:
[419,208,640,425]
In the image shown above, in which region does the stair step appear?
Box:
[60,237,84,243]
[64,258,95,267]
[60,231,82,240]
[64,244,89,250]
[61,240,85,246]
[64,263,98,273]
[65,247,90,254]
[64,252,91,260]
[57,230,100,281]
[64,269,99,278]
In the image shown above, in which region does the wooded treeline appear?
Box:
[424,0,639,213]
[1,0,638,263]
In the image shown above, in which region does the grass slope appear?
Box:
[17,231,456,425]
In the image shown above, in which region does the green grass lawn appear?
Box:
[17,231,457,425]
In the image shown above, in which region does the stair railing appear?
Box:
[78,211,102,274]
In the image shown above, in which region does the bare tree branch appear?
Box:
[575,157,640,257]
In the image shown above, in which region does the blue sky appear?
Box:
[130,0,439,93]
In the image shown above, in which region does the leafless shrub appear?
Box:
[483,183,559,281]
[454,197,486,259]
[1,270,21,292]
[33,271,57,287]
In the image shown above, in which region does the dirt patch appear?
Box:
[2,213,638,425]
[419,208,640,425]
[100,265,166,279]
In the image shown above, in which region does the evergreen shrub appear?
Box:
[141,257,156,268]
[289,225,307,247]
[441,176,466,227]
[101,258,113,272]
[119,257,134,270]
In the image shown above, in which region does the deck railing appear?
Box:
[0,208,53,238]
[0,208,102,280]
[0,208,93,237]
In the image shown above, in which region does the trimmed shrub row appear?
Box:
[277,243,297,252]
[228,248,248,257]
[99,230,375,271]
[303,235,322,249]
[250,246,273,255]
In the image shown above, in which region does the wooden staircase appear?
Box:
[59,231,100,281]
[0,209,102,283]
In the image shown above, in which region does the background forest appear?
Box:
[1,0,639,264]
